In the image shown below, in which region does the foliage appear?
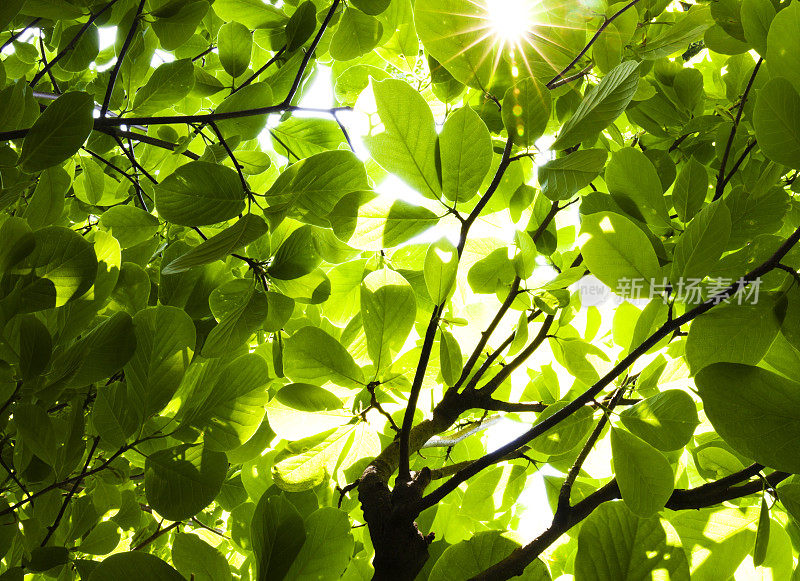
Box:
[1,0,800,579]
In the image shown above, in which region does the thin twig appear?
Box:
[714,57,763,200]
[41,437,100,546]
[546,0,644,88]
[0,19,41,52]
[101,0,147,117]
[30,1,119,88]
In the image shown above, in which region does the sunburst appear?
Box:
[485,0,536,46]
[427,0,587,88]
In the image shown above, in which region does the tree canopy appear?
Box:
[2,0,800,579]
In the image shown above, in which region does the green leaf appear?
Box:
[284,326,364,388]
[13,402,56,464]
[467,248,516,295]
[580,212,660,296]
[215,82,274,141]
[640,4,714,60]
[414,0,498,90]
[267,383,347,441]
[251,493,306,581]
[285,2,317,52]
[670,201,731,284]
[606,147,670,227]
[439,106,493,203]
[272,423,378,491]
[218,22,252,78]
[11,225,98,308]
[17,314,51,380]
[430,531,551,580]
[285,508,355,580]
[265,150,369,225]
[270,118,346,159]
[180,353,270,450]
[57,23,99,72]
[538,149,607,201]
[79,521,120,555]
[611,428,674,518]
[670,507,759,581]
[364,79,441,199]
[212,0,285,28]
[0,0,24,33]
[92,382,139,447]
[530,401,593,456]
[502,77,551,148]
[52,312,137,387]
[781,287,800,353]
[351,0,391,15]
[766,1,800,93]
[574,502,690,580]
[203,285,268,357]
[152,1,210,51]
[88,552,184,580]
[99,206,160,249]
[163,214,267,274]
[144,443,228,521]
[439,328,462,387]
[696,363,800,473]
[23,165,69,229]
[330,191,439,250]
[552,61,640,150]
[268,225,322,280]
[18,92,94,173]
[125,305,196,419]
[132,59,195,114]
[754,77,800,169]
[619,390,699,451]
[360,268,416,370]
[742,0,775,55]
[330,7,383,61]
[724,185,789,249]
[155,161,246,226]
[753,496,770,567]
[672,157,708,223]
[424,237,459,305]
[686,301,779,373]
[172,533,232,581]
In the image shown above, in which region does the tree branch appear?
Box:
[0,18,41,52]
[398,304,444,484]
[418,225,800,513]
[40,437,100,546]
[713,57,763,200]
[100,0,147,117]
[30,1,119,88]
[546,0,644,88]
[470,467,789,580]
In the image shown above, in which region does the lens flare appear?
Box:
[486,0,534,44]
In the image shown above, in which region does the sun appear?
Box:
[485,0,535,44]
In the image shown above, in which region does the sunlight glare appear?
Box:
[486,0,534,44]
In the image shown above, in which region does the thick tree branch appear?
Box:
[419,226,800,513]
[398,304,444,483]
[470,467,789,580]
